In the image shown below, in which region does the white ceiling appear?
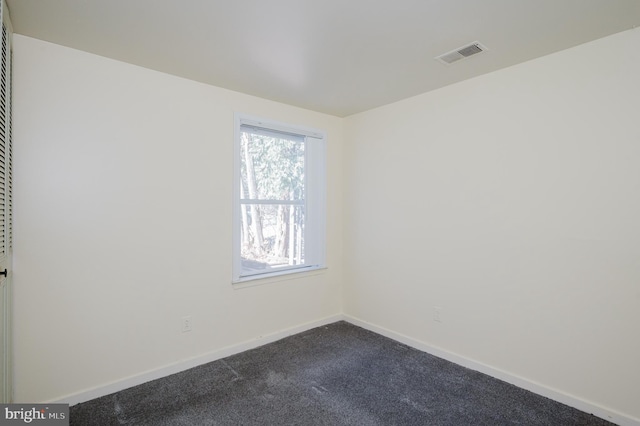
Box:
[6,0,640,117]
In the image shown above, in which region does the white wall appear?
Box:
[12,26,640,423]
[12,35,343,403]
[343,28,640,422]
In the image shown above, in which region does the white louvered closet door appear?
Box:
[0,0,12,404]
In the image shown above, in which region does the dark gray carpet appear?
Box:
[70,321,614,425]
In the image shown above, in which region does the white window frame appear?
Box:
[232,113,326,284]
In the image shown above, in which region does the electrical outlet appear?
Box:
[434,306,442,323]
[181,315,193,333]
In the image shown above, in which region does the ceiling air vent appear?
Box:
[435,41,488,65]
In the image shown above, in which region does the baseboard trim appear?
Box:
[53,314,344,406]
[343,315,639,426]
[52,313,640,426]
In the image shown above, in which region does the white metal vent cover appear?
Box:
[435,41,488,65]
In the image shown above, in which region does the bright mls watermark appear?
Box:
[0,404,68,425]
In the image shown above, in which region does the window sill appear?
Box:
[232,266,327,289]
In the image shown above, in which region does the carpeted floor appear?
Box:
[70,321,614,425]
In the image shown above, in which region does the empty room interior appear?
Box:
[3,0,640,424]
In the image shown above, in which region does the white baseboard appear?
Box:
[53,314,343,406]
[343,314,639,426]
[53,313,639,426]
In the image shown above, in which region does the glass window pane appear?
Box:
[240,204,305,275]
[240,131,305,201]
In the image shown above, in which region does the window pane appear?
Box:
[240,204,305,274]
[240,131,305,201]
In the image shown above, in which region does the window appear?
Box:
[233,114,326,283]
